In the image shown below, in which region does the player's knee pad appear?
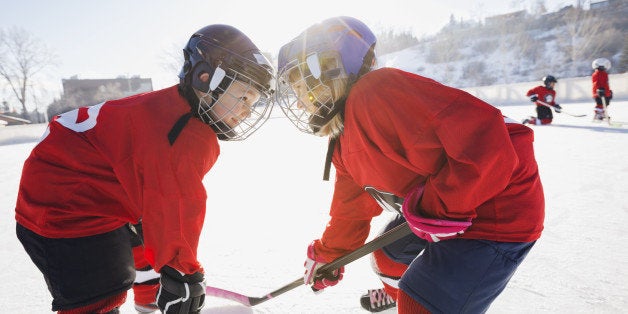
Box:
[371,248,408,298]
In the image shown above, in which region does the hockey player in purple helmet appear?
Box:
[15,24,273,314]
[277,16,544,313]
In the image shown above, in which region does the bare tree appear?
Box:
[559,2,615,76]
[0,27,57,119]
[161,43,184,77]
[375,28,420,56]
[618,37,628,73]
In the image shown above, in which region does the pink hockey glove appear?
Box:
[402,184,472,242]
[304,241,344,293]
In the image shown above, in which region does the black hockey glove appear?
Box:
[597,88,605,97]
[157,266,205,314]
[530,95,538,102]
[553,104,562,113]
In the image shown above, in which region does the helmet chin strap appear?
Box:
[168,85,201,146]
[316,44,375,181]
[309,100,344,134]
[318,97,346,181]
[174,68,238,142]
[323,137,337,181]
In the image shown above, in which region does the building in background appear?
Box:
[48,76,153,119]
[61,75,153,104]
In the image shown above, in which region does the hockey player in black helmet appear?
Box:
[15,24,273,314]
[523,75,562,125]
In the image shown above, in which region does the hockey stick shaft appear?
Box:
[205,221,413,306]
[536,100,586,117]
[598,96,623,127]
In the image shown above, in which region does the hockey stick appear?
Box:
[536,100,587,117]
[205,221,413,307]
[599,96,623,127]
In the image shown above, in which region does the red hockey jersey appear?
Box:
[526,85,557,106]
[592,70,611,98]
[15,85,219,274]
[314,68,545,261]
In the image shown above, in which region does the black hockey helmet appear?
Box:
[542,75,557,89]
[179,24,273,97]
[177,24,275,141]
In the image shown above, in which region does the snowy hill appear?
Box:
[378,1,626,88]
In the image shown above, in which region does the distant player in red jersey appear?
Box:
[591,58,613,121]
[15,24,274,314]
[523,75,562,125]
[276,16,545,313]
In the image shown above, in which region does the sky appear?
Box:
[1,99,627,313]
[0,0,573,107]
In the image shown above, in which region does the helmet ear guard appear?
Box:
[182,38,230,94]
[190,62,220,93]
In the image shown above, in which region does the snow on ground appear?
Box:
[1,100,627,313]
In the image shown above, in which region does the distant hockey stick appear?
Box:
[205,221,413,307]
[536,100,587,117]
[599,96,623,127]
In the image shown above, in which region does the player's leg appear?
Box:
[129,223,160,313]
[16,223,135,313]
[398,239,535,313]
[362,215,426,312]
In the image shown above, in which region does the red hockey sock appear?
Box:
[132,245,159,305]
[372,248,408,299]
[133,282,159,305]
[58,291,126,314]
[397,289,431,314]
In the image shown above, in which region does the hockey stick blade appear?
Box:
[205,221,413,307]
[536,100,586,117]
[608,121,624,127]
[563,112,586,117]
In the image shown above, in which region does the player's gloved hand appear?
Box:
[553,104,562,113]
[401,183,472,242]
[304,241,344,293]
[157,266,205,314]
[597,88,605,97]
[529,95,538,102]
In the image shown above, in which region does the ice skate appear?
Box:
[134,302,158,313]
[522,116,537,125]
[360,288,396,312]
